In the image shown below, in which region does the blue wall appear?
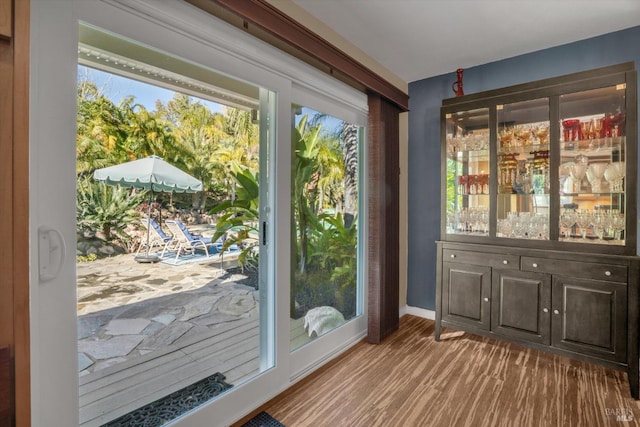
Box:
[407,25,640,310]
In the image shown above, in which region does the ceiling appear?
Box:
[291,0,640,83]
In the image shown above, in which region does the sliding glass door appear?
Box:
[30,1,367,426]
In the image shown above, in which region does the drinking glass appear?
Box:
[569,164,587,193]
[576,211,592,239]
[560,211,575,239]
[587,163,607,193]
[613,214,625,241]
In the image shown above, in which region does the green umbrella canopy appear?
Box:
[93,155,203,193]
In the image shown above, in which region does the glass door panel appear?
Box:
[496,98,550,240]
[290,105,363,351]
[445,108,490,236]
[559,85,626,245]
[76,26,275,426]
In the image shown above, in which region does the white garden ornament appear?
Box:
[303,306,345,337]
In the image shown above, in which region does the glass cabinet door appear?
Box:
[445,108,490,236]
[559,85,626,246]
[496,99,550,239]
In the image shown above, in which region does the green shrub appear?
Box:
[77,176,145,244]
[77,253,98,263]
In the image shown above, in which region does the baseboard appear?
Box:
[402,305,435,320]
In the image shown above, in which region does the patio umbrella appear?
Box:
[93,155,203,263]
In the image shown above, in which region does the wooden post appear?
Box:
[0,347,11,425]
[367,93,400,344]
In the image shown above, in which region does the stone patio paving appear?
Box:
[76,253,258,376]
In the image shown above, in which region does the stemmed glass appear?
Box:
[592,118,604,149]
[592,213,606,240]
[612,214,625,241]
[569,155,589,193]
[586,163,607,193]
[580,121,592,142]
[576,211,592,239]
[604,162,625,192]
[560,211,575,239]
[457,209,468,233]
[530,214,549,240]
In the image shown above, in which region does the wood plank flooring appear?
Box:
[236,315,640,427]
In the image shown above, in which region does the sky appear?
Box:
[79,65,348,136]
[78,65,224,113]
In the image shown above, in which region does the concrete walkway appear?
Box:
[76,254,258,376]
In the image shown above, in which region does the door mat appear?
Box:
[101,372,233,427]
[241,411,285,427]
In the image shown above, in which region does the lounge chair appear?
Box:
[136,218,175,257]
[164,219,222,261]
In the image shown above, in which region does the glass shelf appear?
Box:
[496,98,550,239]
[442,72,633,251]
[559,85,627,246]
[445,107,490,236]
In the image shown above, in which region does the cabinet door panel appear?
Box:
[442,262,491,330]
[552,276,627,363]
[492,270,551,344]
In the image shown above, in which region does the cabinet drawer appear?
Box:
[521,257,627,283]
[443,249,519,269]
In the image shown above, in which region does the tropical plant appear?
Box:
[76,79,179,178]
[210,165,260,271]
[121,100,179,160]
[292,115,323,274]
[446,158,459,213]
[341,122,359,219]
[290,113,360,318]
[76,81,128,176]
[76,177,145,243]
[308,212,358,317]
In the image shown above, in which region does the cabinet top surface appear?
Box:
[442,62,635,108]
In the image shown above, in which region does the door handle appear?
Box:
[38,226,66,283]
[262,221,267,245]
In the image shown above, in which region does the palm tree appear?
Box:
[122,101,178,160]
[315,136,344,214]
[341,122,359,221]
[224,107,259,168]
[157,94,227,211]
[293,115,322,274]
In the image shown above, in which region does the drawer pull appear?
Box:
[553,309,560,315]
[502,260,508,265]
[483,297,489,302]
[605,271,612,277]
[543,308,549,313]
[532,263,538,268]
[450,254,456,259]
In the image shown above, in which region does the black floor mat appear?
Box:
[241,411,285,427]
[101,372,233,427]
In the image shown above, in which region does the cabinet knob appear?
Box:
[502,260,508,265]
[484,297,489,302]
[450,254,456,259]
[605,271,612,277]
[543,308,549,313]
[553,309,560,315]
[532,263,538,268]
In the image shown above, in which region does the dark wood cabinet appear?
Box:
[551,276,627,364]
[442,262,491,330]
[436,242,638,398]
[435,63,639,399]
[491,269,550,344]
